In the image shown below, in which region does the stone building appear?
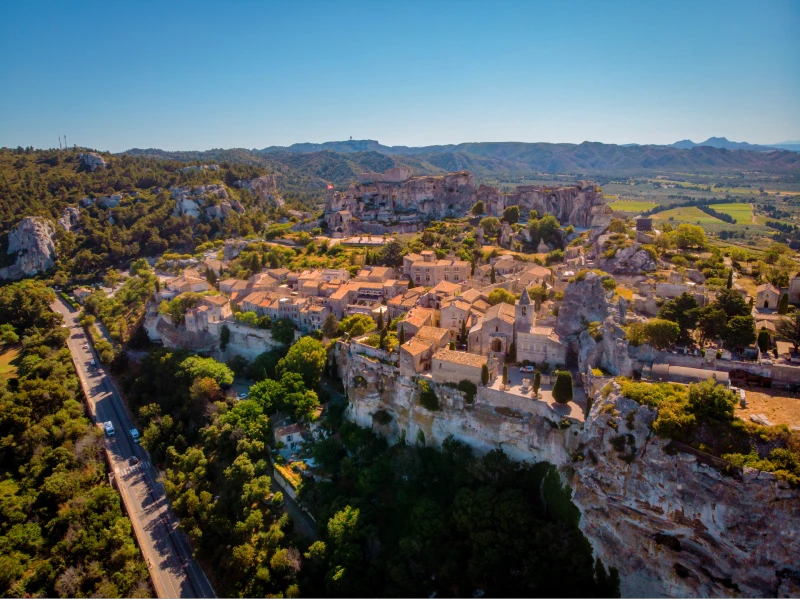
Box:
[398,326,450,376]
[468,302,516,357]
[757,283,782,310]
[431,349,493,385]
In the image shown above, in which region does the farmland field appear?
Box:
[651,206,725,224]
[710,203,753,223]
[609,200,658,213]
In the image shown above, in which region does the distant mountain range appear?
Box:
[670,136,800,153]
[124,138,800,195]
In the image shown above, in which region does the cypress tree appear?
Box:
[490,265,496,284]
[778,293,789,314]
[502,364,508,387]
[533,370,541,396]
[552,370,574,404]
[726,269,733,289]
[398,326,405,346]
[481,364,489,385]
[377,310,384,330]
[460,319,468,345]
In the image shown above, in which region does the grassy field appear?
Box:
[0,345,21,379]
[608,200,658,213]
[710,203,753,224]
[651,206,725,224]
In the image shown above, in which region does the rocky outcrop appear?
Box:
[555,272,615,338]
[478,180,607,228]
[0,217,56,280]
[571,386,800,597]
[233,175,283,208]
[596,239,657,274]
[58,206,81,231]
[324,168,476,236]
[178,164,220,173]
[171,184,234,219]
[78,152,106,171]
[339,339,800,597]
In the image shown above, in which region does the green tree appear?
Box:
[502,364,508,386]
[552,370,573,404]
[643,318,680,349]
[722,315,756,350]
[339,313,376,338]
[539,215,561,247]
[479,216,501,236]
[757,329,771,353]
[376,310,384,331]
[726,269,733,289]
[398,326,405,346]
[490,264,496,284]
[658,292,699,342]
[179,355,234,387]
[0,323,19,345]
[271,318,296,345]
[481,363,489,385]
[502,205,520,224]
[322,313,339,338]
[220,323,231,351]
[687,379,737,421]
[277,336,327,388]
[697,305,728,345]
[533,370,541,396]
[778,293,789,315]
[675,223,706,249]
[776,310,800,351]
[460,319,468,345]
[487,287,515,306]
[713,288,751,319]
[471,200,485,215]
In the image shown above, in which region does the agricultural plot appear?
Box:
[608,200,658,213]
[651,206,725,224]
[710,203,753,224]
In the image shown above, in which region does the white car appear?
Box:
[519,365,535,373]
[90,359,96,366]
[82,344,89,349]
[104,421,115,436]
[238,393,249,400]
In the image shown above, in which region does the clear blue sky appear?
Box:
[1,0,798,152]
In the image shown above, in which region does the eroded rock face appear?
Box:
[324,171,476,235]
[571,387,800,597]
[79,152,106,171]
[598,241,657,274]
[0,217,56,280]
[555,272,614,338]
[479,180,607,228]
[58,206,81,231]
[171,184,229,219]
[339,336,800,597]
[233,175,283,208]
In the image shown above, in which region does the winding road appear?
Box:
[52,296,215,599]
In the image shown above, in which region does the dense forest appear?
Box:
[0,148,285,281]
[0,281,151,597]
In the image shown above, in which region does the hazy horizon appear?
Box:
[2,0,799,152]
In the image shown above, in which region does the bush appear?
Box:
[419,380,439,411]
[457,379,477,404]
[601,278,617,291]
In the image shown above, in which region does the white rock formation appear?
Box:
[58,206,81,231]
[0,217,57,280]
[78,152,106,171]
[171,184,230,219]
[233,175,283,208]
[99,194,122,208]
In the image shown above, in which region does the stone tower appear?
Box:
[515,287,534,332]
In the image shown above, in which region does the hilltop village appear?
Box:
[3,154,799,597]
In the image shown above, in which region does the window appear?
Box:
[522,306,527,315]
[286,435,293,442]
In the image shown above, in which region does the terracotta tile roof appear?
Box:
[401,338,433,356]
[415,326,450,342]
[484,302,515,324]
[433,348,487,368]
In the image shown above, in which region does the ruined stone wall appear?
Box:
[338,338,800,597]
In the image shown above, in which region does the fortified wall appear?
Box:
[335,340,800,598]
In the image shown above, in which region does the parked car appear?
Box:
[90,359,96,366]
[104,421,115,436]
[519,365,535,373]
[238,393,249,399]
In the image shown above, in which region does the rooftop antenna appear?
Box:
[58,136,62,150]
[64,135,67,149]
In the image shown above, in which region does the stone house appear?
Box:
[274,423,306,453]
[757,283,782,310]
[167,275,209,294]
[789,275,800,304]
[468,302,516,357]
[73,287,93,304]
[185,295,232,333]
[431,349,494,385]
[513,288,568,365]
[403,252,470,286]
[398,307,438,339]
[398,326,450,376]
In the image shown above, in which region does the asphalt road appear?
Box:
[52,297,215,599]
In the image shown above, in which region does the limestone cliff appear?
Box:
[171,184,244,220]
[0,217,56,280]
[571,386,800,597]
[337,340,800,597]
[478,180,609,229]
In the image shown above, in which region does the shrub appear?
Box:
[601,278,617,291]
[419,380,439,411]
[457,379,477,404]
